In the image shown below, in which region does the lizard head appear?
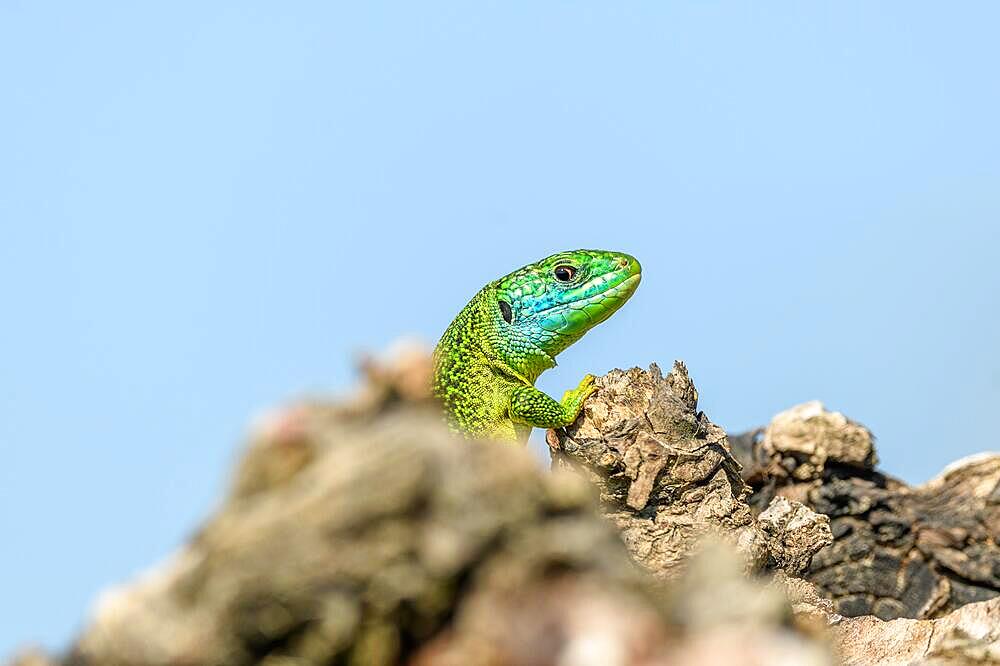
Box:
[493,249,642,375]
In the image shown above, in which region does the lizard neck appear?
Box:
[473,286,555,384]
[434,285,555,388]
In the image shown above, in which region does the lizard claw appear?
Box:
[560,374,598,422]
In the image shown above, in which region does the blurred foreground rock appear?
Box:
[730,402,1000,620]
[69,406,668,666]
[6,346,1000,666]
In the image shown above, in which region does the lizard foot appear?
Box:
[560,374,598,423]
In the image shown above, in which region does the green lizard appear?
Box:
[433,249,641,443]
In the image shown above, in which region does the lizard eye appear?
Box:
[554,265,576,282]
[498,300,513,324]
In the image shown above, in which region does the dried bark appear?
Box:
[8,349,831,666]
[61,403,679,666]
[547,362,833,578]
[7,348,1000,666]
[55,402,666,665]
[731,401,1000,621]
[831,596,1000,665]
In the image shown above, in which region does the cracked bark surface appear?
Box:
[547,362,833,578]
[6,350,833,666]
[7,348,1000,666]
[832,595,1000,665]
[731,401,1000,621]
[55,404,680,666]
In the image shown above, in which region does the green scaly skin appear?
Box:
[433,249,642,443]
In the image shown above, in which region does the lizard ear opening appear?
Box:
[498,300,513,324]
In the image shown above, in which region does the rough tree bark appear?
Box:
[56,405,680,666]
[730,401,1000,620]
[7,349,1000,666]
[8,349,832,666]
[547,362,833,579]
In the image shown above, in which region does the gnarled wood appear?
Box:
[731,402,1000,620]
[548,363,833,578]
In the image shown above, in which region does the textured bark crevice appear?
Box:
[60,404,679,666]
[7,347,1000,666]
[547,362,834,579]
[730,401,1000,621]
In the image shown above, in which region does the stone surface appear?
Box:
[761,401,877,481]
[548,362,833,579]
[6,353,833,666]
[832,596,1000,665]
[731,402,1000,620]
[66,404,670,666]
[7,349,1000,666]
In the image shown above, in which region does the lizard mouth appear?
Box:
[534,268,641,333]
[574,272,641,320]
[536,259,642,315]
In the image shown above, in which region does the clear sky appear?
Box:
[2,1,998,656]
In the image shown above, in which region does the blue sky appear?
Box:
[2,1,998,656]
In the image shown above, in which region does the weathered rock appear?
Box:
[65,402,677,666]
[413,535,835,666]
[8,353,844,666]
[8,348,1000,666]
[733,401,1000,620]
[758,496,836,576]
[655,540,834,666]
[761,401,877,481]
[832,596,1000,665]
[548,362,833,578]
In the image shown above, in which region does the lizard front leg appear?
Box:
[509,374,597,429]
